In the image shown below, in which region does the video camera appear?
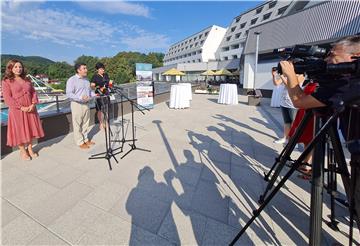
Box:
[273,45,360,77]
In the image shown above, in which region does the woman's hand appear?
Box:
[28,104,36,112]
[20,106,29,112]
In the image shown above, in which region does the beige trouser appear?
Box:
[71,101,90,146]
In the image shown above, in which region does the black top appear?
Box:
[91,73,110,88]
[311,76,352,107]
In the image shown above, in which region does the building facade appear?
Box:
[163,25,227,66]
[154,0,360,94]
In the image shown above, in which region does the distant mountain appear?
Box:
[1,54,55,65]
[1,54,55,75]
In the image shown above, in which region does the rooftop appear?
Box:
[1,94,355,245]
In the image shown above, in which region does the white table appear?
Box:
[217,83,238,105]
[169,84,191,109]
[270,84,284,107]
[178,83,192,100]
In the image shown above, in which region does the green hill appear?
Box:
[1,54,55,75]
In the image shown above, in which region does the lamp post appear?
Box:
[253,31,261,90]
[247,31,262,106]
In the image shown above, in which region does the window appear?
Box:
[226,36,232,41]
[199,34,203,39]
[278,6,288,15]
[235,33,241,39]
[240,22,246,29]
[185,41,188,44]
[250,18,258,25]
[222,46,230,51]
[231,44,240,49]
[256,7,263,14]
[200,40,204,45]
[232,55,238,59]
[190,44,193,48]
[195,42,198,47]
[193,60,195,63]
[192,52,196,55]
[231,26,236,32]
[235,16,241,23]
[223,57,228,60]
[198,59,201,62]
[205,31,209,36]
[189,39,192,42]
[269,1,277,8]
[194,37,197,41]
[263,12,271,21]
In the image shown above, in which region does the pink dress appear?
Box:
[2,78,45,147]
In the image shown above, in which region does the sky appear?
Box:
[1,0,262,64]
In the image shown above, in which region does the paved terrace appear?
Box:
[1,94,357,245]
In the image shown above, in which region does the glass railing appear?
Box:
[1,82,173,124]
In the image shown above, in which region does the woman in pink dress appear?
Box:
[2,59,45,160]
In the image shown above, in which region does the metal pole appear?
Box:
[254,32,261,90]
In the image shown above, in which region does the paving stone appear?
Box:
[48,201,105,244]
[25,182,93,226]
[191,180,229,224]
[1,214,45,245]
[1,198,22,227]
[158,203,207,245]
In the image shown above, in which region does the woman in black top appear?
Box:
[91,62,110,130]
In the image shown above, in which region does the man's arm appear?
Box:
[280,61,325,109]
[66,77,80,102]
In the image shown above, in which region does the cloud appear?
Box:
[1,3,169,53]
[77,1,151,18]
[118,22,171,51]
[1,7,115,48]
[121,33,170,51]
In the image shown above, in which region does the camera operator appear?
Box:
[280,35,360,224]
[279,35,360,109]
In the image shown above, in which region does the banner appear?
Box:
[136,63,154,109]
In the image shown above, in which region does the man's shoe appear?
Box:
[85,140,95,146]
[79,143,90,149]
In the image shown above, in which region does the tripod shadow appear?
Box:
[208,122,344,245]
[214,114,277,141]
[187,129,279,245]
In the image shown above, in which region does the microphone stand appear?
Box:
[111,87,151,159]
[88,95,121,170]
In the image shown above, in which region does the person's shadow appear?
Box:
[126,166,176,245]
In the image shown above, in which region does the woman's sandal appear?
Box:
[20,152,31,161]
[28,151,39,158]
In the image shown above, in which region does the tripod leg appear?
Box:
[230,109,342,246]
[259,111,314,203]
[325,136,339,231]
[135,147,151,152]
[309,116,326,246]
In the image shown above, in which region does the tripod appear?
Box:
[89,95,121,170]
[230,101,359,245]
[111,87,151,159]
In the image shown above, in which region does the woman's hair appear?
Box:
[2,59,27,81]
[95,62,105,70]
